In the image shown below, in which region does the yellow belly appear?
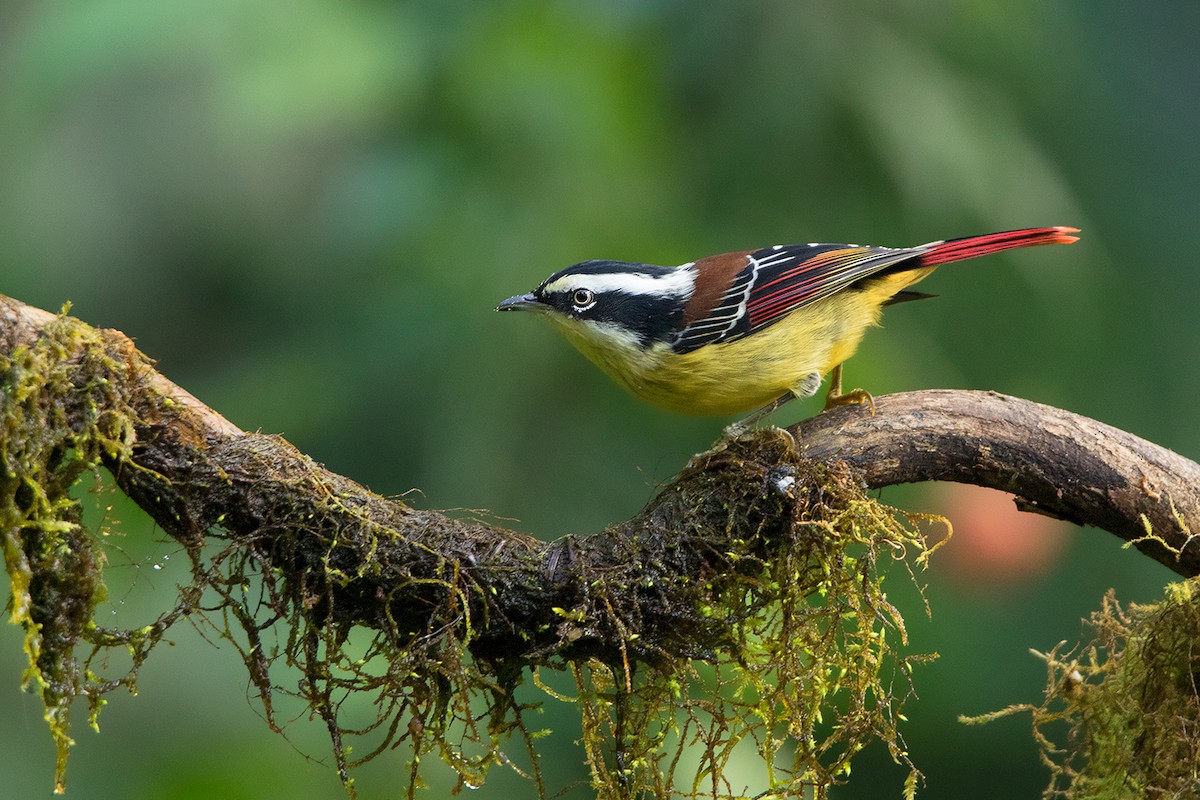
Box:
[560,269,932,416]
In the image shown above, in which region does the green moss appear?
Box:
[0,310,144,793]
[2,311,945,798]
[963,580,1200,798]
[11,308,1197,798]
[555,433,946,798]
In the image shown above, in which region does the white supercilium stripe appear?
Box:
[543,267,696,298]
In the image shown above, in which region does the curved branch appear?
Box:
[792,391,1200,575]
[5,292,1198,794]
[3,294,1196,648]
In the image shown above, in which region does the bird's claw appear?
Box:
[686,422,797,472]
[824,388,876,415]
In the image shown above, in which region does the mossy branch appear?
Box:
[1,293,1195,797]
[792,390,1200,576]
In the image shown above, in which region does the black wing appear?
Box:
[671,243,922,354]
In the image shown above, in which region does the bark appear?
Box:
[2,294,1195,665]
[792,392,1200,575]
[6,291,1198,797]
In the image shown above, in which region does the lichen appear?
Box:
[962,580,1200,799]
[2,308,946,798]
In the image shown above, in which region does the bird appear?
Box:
[497,226,1079,429]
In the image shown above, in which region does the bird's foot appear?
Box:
[686,423,796,472]
[824,387,876,415]
[721,418,756,440]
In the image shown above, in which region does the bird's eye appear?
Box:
[572,289,595,309]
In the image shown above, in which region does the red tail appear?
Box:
[918,226,1079,267]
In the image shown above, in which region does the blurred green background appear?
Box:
[1,1,1196,797]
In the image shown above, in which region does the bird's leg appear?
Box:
[823,364,875,413]
[690,403,795,477]
[722,371,821,439]
[827,363,843,399]
[723,393,797,439]
[695,372,821,468]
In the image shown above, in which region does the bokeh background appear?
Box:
[1,1,1197,798]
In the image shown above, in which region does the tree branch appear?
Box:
[3,292,1194,656]
[792,391,1200,575]
[3,292,1197,795]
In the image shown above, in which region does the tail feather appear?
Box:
[917,226,1080,267]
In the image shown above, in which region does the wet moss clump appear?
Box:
[964,580,1200,798]
[560,436,946,799]
[0,309,184,793]
[2,307,946,798]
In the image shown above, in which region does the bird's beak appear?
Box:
[496,292,542,312]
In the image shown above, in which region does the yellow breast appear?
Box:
[544,268,926,417]
[554,269,931,416]
[638,292,879,415]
